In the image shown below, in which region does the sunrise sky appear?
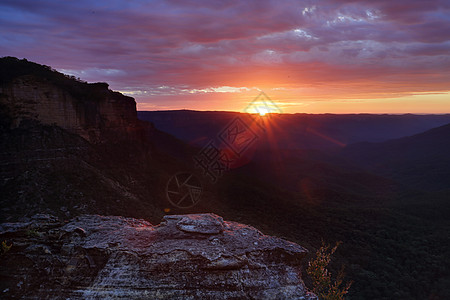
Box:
[1,0,450,113]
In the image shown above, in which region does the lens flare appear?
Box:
[258,107,269,116]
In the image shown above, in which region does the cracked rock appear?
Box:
[0,213,316,299]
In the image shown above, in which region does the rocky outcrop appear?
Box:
[0,57,148,143]
[0,76,140,143]
[0,58,161,223]
[0,213,317,299]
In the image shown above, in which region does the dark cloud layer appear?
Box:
[1,0,449,111]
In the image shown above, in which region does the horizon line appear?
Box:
[137,109,450,116]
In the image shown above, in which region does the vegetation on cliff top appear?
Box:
[0,56,128,103]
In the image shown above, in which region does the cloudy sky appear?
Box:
[1,0,450,113]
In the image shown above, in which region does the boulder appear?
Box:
[0,213,317,299]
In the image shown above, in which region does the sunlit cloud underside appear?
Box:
[2,0,450,113]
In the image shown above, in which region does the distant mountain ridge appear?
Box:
[138,110,450,151]
[341,122,450,191]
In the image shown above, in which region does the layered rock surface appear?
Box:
[0,213,316,299]
[0,58,162,222]
[0,57,147,144]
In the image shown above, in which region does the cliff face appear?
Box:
[0,213,317,300]
[0,58,161,222]
[0,75,139,143]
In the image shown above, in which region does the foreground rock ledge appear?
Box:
[0,213,317,299]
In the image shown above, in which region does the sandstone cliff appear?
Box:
[0,57,146,143]
[0,213,317,299]
[0,58,169,222]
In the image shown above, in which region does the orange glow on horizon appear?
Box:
[136,90,450,114]
[258,107,269,116]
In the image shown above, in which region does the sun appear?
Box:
[257,107,269,116]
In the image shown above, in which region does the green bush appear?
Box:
[1,240,12,256]
[307,242,352,300]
